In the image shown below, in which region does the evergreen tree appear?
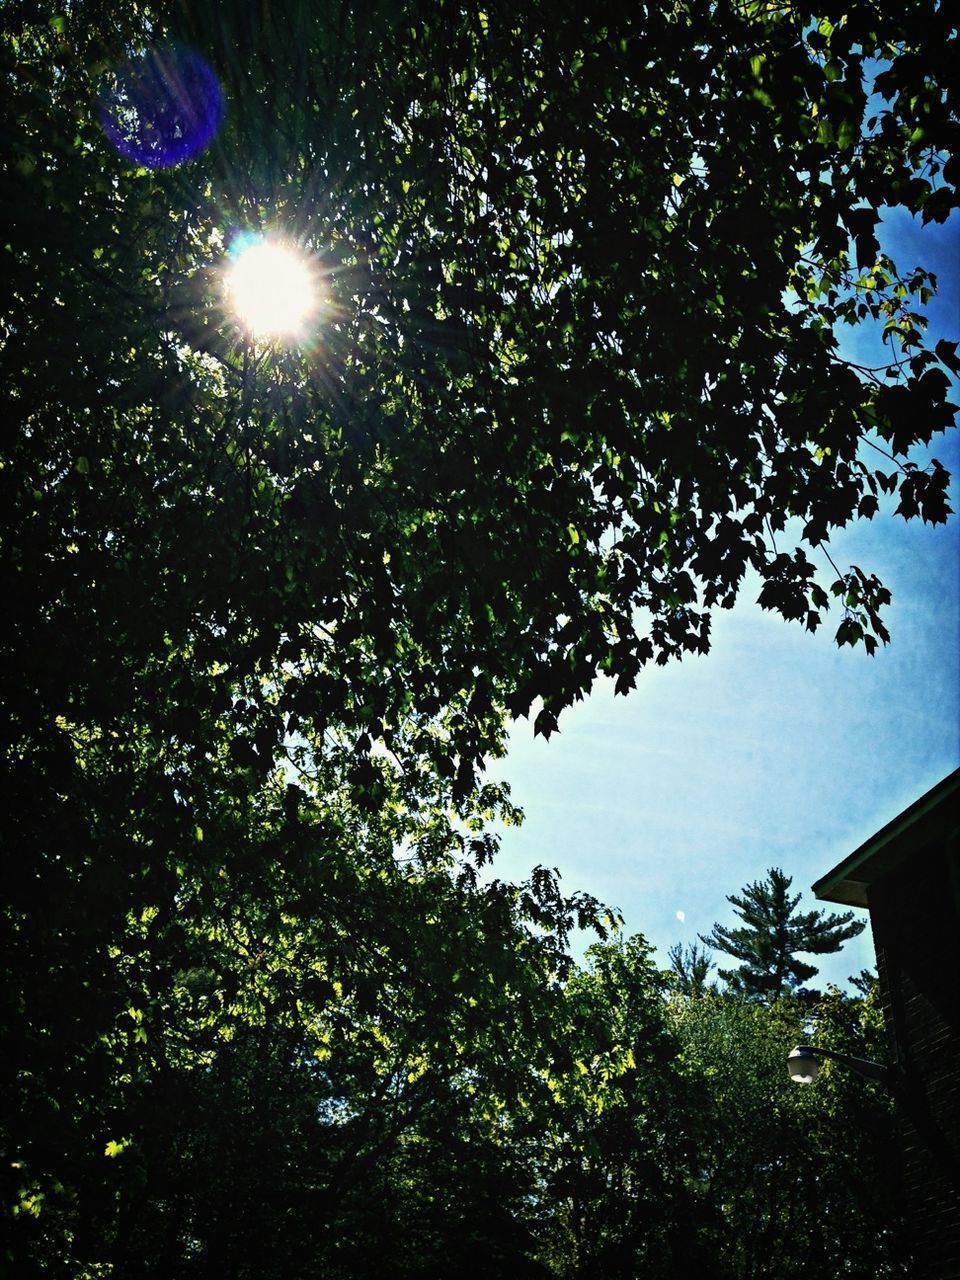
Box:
[699,868,865,1001]
[667,942,716,997]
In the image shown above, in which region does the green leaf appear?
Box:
[836,118,858,151]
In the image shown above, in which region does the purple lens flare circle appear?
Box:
[98,45,223,169]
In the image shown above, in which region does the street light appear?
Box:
[787,1044,896,1089]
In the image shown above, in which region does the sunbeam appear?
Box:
[225,234,320,342]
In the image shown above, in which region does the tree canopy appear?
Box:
[1,0,955,1273]
[668,972,911,1277]
[4,0,957,791]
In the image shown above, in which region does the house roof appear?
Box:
[812,768,960,908]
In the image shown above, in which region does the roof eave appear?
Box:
[813,769,960,908]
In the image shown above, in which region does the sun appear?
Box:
[225,235,319,341]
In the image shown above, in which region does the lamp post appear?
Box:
[787,1044,898,1089]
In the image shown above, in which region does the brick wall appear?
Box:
[869,837,960,1280]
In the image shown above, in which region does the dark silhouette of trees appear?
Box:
[699,867,866,1000]
[668,975,912,1277]
[1,0,954,1273]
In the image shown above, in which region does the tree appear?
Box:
[699,867,866,1000]
[4,760,592,1276]
[3,1,957,794]
[666,942,716,997]
[536,938,911,1279]
[668,978,913,1278]
[532,934,712,1279]
[1,1,957,1271]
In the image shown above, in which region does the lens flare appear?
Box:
[225,236,319,341]
[98,45,222,169]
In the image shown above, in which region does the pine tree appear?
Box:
[699,868,866,1001]
[667,942,716,997]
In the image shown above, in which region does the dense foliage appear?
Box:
[668,974,912,1278]
[2,0,954,1273]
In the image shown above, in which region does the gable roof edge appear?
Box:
[812,768,960,908]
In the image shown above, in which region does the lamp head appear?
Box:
[787,1046,819,1085]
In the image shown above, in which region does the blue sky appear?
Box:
[489,210,960,991]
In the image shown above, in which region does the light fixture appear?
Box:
[787,1044,896,1088]
[224,234,320,342]
[787,1046,819,1084]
